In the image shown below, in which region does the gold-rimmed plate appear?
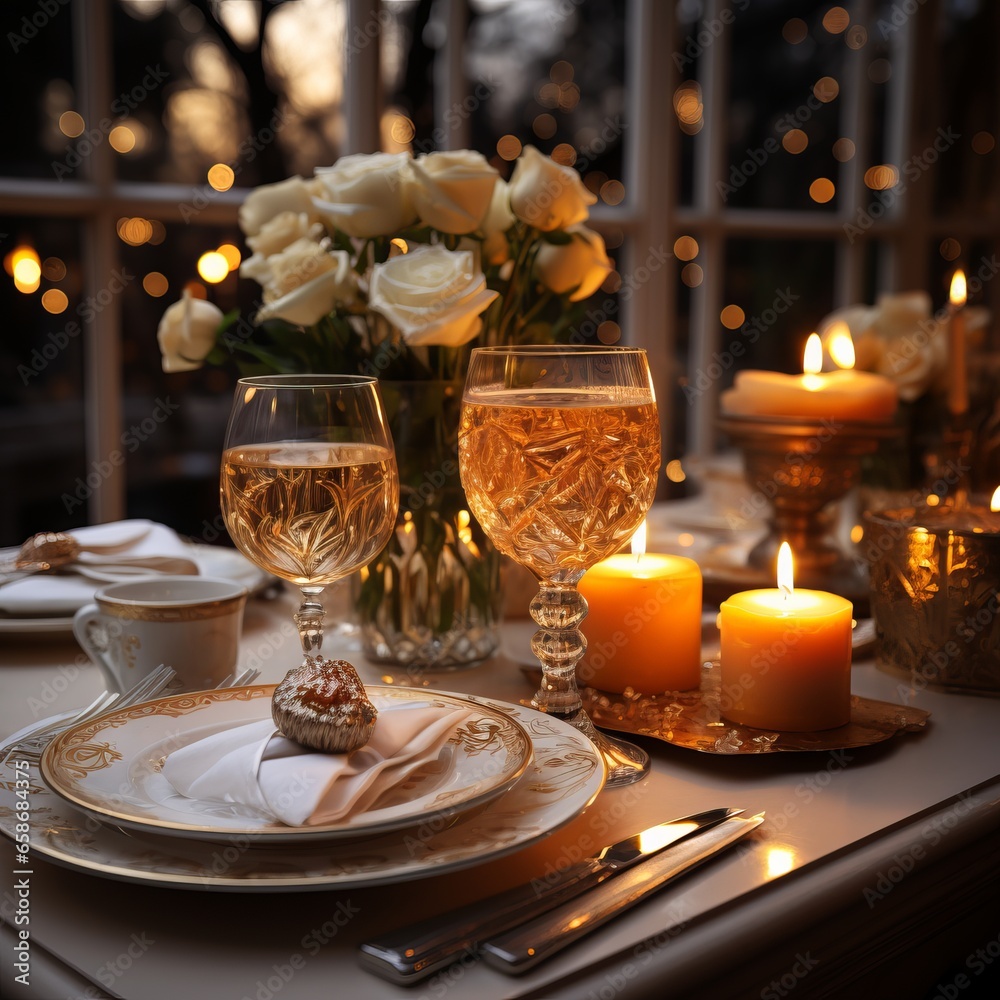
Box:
[1,694,604,891]
[40,685,532,843]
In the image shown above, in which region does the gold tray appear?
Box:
[580,661,930,754]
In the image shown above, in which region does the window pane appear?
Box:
[119,220,247,541]
[722,6,846,212]
[389,0,626,193]
[929,2,998,216]
[0,11,75,180]
[112,0,347,187]
[0,217,85,545]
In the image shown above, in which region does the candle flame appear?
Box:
[631,520,647,560]
[802,333,823,375]
[991,486,1000,512]
[777,542,794,597]
[827,323,856,370]
[949,268,967,307]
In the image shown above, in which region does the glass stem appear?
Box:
[529,580,588,716]
[294,586,326,657]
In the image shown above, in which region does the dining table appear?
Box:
[2,511,1000,1000]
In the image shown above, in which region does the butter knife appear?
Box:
[481,811,765,974]
[358,805,742,984]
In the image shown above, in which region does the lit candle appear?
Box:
[947,268,968,417]
[718,543,853,731]
[578,522,703,693]
[720,331,898,422]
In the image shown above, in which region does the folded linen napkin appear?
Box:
[161,701,474,827]
[0,520,198,615]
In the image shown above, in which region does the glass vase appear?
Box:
[353,380,502,673]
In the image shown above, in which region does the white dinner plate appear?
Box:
[0,693,605,891]
[40,685,532,843]
[0,544,271,636]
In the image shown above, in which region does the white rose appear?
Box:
[870,292,943,401]
[533,225,612,301]
[368,244,499,347]
[246,210,323,258]
[312,152,417,237]
[255,239,357,326]
[406,150,499,234]
[508,145,596,231]
[481,179,515,265]
[157,291,223,373]
[238,176,316,238]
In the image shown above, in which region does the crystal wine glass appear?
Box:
[221,375,399,665]
[459,346,661,785]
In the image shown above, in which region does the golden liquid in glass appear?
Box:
[459,390,660,579]
[221,441,398,586]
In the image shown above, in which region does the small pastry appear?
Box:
[271,656,377,753]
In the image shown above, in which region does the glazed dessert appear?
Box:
[271,656,378,753]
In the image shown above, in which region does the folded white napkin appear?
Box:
[0,520,197,615]
[161,702,474,827]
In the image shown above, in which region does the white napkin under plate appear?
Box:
[161,702,475,827]
[0,520,198,615]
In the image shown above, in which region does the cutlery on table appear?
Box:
[0,666,259,766]
[0,665,177,765]
[481,811,765,974]
[359,805,745,984]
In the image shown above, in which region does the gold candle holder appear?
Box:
[865,503,1000,695]
[718,414,899,603]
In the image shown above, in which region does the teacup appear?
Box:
[73,576,248,692]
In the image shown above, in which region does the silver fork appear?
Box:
[1,665,177,765]
[216,666,261,688]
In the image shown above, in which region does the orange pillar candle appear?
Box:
[578,525,702,694]
[718,543,853,731]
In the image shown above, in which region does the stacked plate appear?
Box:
[0,685,605,891]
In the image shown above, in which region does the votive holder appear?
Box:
[719,414,898,601]
[864,502,1000,695]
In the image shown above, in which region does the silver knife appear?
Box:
[358,806,743,984]
[481,811,765,974]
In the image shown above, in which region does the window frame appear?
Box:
[0,0,992,524]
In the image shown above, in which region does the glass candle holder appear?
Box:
[864,502,1000,695]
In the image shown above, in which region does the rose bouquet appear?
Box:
[157,145,614,670]
[157,145,611,379]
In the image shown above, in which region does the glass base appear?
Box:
[531,702,650,786]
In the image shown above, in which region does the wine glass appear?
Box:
[221,375,399,666]
[459,346,661,786]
